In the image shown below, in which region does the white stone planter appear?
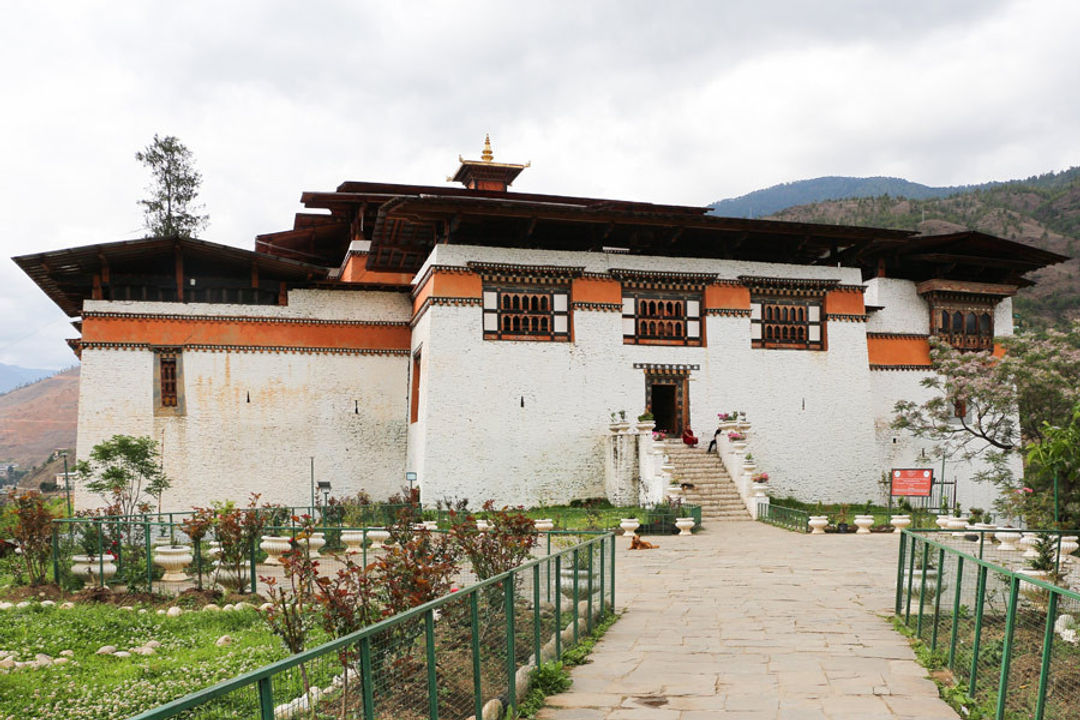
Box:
[751,483,768,498]
[731,440,748,452]
[935,515,952,530]
[423,520,439,531]
[367,528,390,550]
[1060,536,1079,559]
[853,515,874,534]
[675,517,695,536]
[666,485,683,499]
[947,517,968,537]
[260,536,292,565]
[1020,533,1041,558]
[995,529,1022,552]
[635,420,655,434]
[609,421,631,434]
[619,518,640,540]
[71,554,117,583]
[341,531,366,555]
[154,545,193,582]
[533,518,555,533]
[302,532,326,558]
[808,516,828,535]
[559,567,594,601]
[890,515,911,531]
[476,519,490,533]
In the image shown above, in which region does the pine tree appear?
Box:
[135,134,209,238]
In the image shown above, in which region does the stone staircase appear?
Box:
[662,439,750,521]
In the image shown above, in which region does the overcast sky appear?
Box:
[2,0,1078,370]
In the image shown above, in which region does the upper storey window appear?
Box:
[917,281,1012,353]
[614,269,710,347]
[483,287,569,341]
[931,307,994,351]
[744,276,832,351]
[470,262,580,343]
[622,294,702,345]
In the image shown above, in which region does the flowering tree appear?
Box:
[892,325,1080,522]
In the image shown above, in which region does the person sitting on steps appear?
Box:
[682,425,699,447]
[706,423,722,453]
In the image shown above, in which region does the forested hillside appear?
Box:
[766,170,1080,329]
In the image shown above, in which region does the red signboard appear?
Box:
[891,468,933,497]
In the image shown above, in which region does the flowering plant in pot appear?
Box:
[727,431,746,441]
[752,472,769,483]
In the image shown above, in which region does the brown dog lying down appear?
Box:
[630,535,659,550]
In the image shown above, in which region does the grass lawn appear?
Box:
[0,602,325,720]
[769,496,941,529]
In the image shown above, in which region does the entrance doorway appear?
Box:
[651,384,677,433]
[644,370,689,434]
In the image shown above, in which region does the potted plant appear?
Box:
[636,411,655,434]
[835,504,850,534]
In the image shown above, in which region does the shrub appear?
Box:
[3,489,58,585]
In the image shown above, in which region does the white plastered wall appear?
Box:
[411,245,881,506]
[865,278,1016,515]
[74,290,410,510]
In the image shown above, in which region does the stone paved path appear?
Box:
[539,521,958,720]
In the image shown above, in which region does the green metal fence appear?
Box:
[896,528,1080,720]
[757,502,809,533]
[121,530,614,720]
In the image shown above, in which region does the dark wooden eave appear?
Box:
[14,236,328,317]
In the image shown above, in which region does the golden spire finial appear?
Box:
[481,134,494,162]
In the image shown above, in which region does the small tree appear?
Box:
[135,134,209,238]
[3,489,58,585]
[75,435,170,518]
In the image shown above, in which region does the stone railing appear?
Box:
[714,418,769,519]
[603,418,669,506]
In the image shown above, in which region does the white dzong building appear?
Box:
[15,140,1066,513]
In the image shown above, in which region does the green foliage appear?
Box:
[511,662,572,718]
[562,611,618,666]
[74,435,171,519]
[448,501,539,581]
[1025,403,1080,526]
[135,134,208,238]
[2,489,58,585]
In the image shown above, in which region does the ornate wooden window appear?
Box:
[931,306,995,351]
[482,287,569,341]
[160,356,178,407]
[622,295,702,345]
[153,348,184,415]
[745,276,831,351]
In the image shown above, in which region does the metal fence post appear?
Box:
[256,676,275,720]
[586,544,594,634]
[144,518,153,592]
[895,530,907,615]
[948,556,964,669]
[249,534,258,595]
[572,548,580,645]
[554,555,562,659]
[96,520,104,588]
[905,536,917,623]
[599,538,606,618]
[360,635,375,720]
[968,565,989,694]
[533,563,542,669]
[610,534,615,610]
[425,608,438,720]
[52,524,60,583]
[931,547,945,651]
[916,542,930,637]
[994,575,1021,720]
[1034,590,1059,720]
[505,577,516,713]
[470,590,482,720]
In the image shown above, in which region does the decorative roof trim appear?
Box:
[571,301,621,312]
[833,284,868,293]
[633,363,699,372]
[705,308,752,317]
[410,296,484,327]
[867,332,930,340]
[869,363,934,372]
[739,275,842,291]
[825,313,868,322]
[79,341,409,356]
[82,311,408,328]
[610,268,716,285]
[467,261,584,279]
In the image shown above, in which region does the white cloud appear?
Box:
[1,0,1078,368]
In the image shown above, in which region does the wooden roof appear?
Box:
[14,236,327,317]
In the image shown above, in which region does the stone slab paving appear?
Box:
[538,521,958,720]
